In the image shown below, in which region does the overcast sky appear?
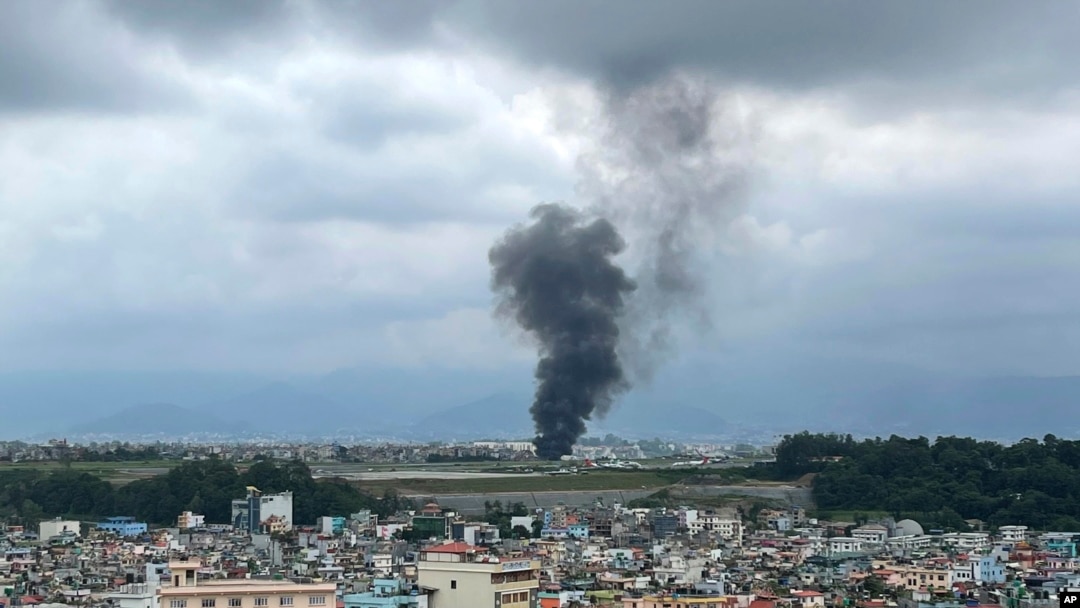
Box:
[2,0,1079,377]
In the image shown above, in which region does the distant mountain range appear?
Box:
[72,403,247,436]
[5,356,1080,441]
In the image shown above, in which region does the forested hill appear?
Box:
[775,432,1080,531]
[0,459,410,526]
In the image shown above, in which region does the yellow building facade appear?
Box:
[415,544,540,608]
[159,562,336,608]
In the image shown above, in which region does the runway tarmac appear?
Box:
[311,469,541,480]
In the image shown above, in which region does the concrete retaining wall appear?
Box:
[415,485,813,515]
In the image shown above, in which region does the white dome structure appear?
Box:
[894,518,924,537]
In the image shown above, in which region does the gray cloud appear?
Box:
[0,1,191,114]
[452,1,1080,101]
[100,0,297,59]
[1,0,1079,389]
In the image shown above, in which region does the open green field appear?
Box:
[351,469,688,495]
[0,460,173,470]
[0,460,178,483]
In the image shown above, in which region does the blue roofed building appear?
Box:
[96,516,148,536]
[342,578,433,608]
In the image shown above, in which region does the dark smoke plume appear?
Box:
[491,74,754,458]
[578,74,755,381]
[489,203,636,460]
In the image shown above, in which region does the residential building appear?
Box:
[697,510,743,546]
[342,577,431,608]
[412,515,450,540]
[999,525,1028,543]
[851,525,888,544]
[39,518,80,539]
[621,595,738,607]
[941,532,991,551]
[827,537,864,554]
[652,514,679,538]
[109,583,161,608]
[415,543,540,608]
[895,565,953,591]
[178,512,206,530]
[886,535,934,551]
[231,487,294,533]
[792,591,826,608]
[547,505,568,530]
[318,517,346,535]
[159,561,335,608]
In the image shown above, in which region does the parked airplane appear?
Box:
[584,458,643,470]
[671,456,711,468]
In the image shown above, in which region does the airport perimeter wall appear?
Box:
[417,485,813,515]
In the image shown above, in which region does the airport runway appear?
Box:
[312,469,541,480]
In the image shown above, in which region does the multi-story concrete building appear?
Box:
[342,578,432,608]
[415,543,539,608]
[851,524,888,544]
[895,565,953,591]
[547,505,568,530]
[39,518,81,539]
[231,487,294,533]
[941,532,991,551]
[159,561,335,608]
[622,595,738,607]
[652,514,679,538]
[999,525,1028,543]
[827,537,864,554]
[177,512,205,530]
[695,511,743,547]
[886,535,934,551]
[97,516,148,536]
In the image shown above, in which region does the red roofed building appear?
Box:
[792,590,826,608]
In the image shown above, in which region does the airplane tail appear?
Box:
[702,456,710,464]
[585,459,594,468]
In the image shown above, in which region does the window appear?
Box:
[229,600,242,607]
[450,580,457,590]
[255,599,268,607]
[280,598,294,607]
[308,597,326,606]
[202,600,216,608]
[170,601,187,608]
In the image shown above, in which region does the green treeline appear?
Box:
[776,432,1080,530]
[0,458,411,526]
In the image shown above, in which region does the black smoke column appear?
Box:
[490,203,636,460]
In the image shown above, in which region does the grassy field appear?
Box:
[351,469,687,495]
[0,460,173,469]
[0,460,178,484]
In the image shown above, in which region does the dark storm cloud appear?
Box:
[449,1,1080,98]
[0,1,191,114]
[80,1,1080,103]
[100,0,295,55]
[102,0,452,58]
